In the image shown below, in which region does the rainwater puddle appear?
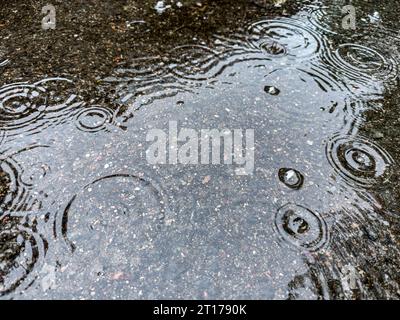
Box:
[1,0,400,299]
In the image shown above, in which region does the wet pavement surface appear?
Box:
[1,0,400,299]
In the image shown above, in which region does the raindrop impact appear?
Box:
[168,45,223,81]
[75,106,114,133]
[323,43,398,85]
[326,134,394,188]
[0,78,81,138]
[247,18,325,59]
[275,204,329,252]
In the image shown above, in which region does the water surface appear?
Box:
[1,0,400,299]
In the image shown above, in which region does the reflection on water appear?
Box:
[1,0,400,299]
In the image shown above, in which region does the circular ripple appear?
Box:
[56,174,169,253]
[0,83,47,131]
[168,45,223,81]
[0,79,80,138]
[0,158,24,212]
[247,18,325,59]
[112,56,168,82]
[278,168,304,190]
[275,204,328,252]
[324,43,397,83]
[1,144,52,213]
[0,216,47,296]
[307,7,347,35]
[75,106,114,133]
[326,134,394,188]
[104,56,189,108]
[19,163,50,189]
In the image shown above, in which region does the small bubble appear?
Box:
[264,85,280,96]
[278,168,304,190]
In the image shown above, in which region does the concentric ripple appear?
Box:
[323,43,398,84]
[326,134,394,188]
[104,56,190,108]
[0,215,48,296]
[0,83,47,131]
[56,174,169,253]
[111,56,168,82]
[168,45,223,81]
[307,6,348,35]
[247,17,325,59]
[75,106,115,133]
[275,204,329,252]
[0,78,81,138]
[0,158,23,212]
[1,144,51,212]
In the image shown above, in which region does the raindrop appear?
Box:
[259,41,287,56]
[261,67,351,123]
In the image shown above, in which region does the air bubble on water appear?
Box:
[264,85,280,96]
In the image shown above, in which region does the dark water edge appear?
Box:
[1,0,400,299]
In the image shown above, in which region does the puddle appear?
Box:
[1,0,400,299]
